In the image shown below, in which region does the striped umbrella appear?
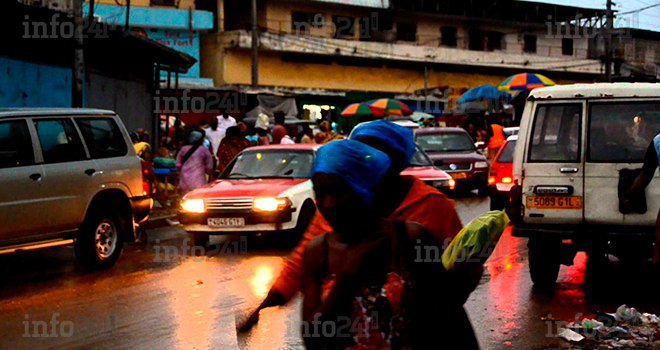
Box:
[340,103,386,117]
[365,98,413,116]
[497,73,555,92]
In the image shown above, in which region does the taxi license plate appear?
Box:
[526,196,582,209]
[451,172,467,179]
[208,217,245,227]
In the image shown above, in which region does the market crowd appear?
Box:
[131,110,346,204]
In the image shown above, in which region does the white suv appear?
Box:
[510,83,660,285]
[0,109,152,270]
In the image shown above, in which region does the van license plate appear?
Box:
[527,196,582,209]
[208,217,245,227]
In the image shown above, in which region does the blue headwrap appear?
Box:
[349,119,416,170]
[311,139,391,206]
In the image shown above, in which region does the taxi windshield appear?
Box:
[417,132,476,152]
[222,149,314,179]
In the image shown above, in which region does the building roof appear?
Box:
[529,83,660,100]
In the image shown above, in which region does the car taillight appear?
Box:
[502,177,512,183]
[141,160,150,195]
[488,176,496,185]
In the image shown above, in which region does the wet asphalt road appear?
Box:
[1,193,659,350]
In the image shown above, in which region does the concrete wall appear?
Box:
[0,55,71,107]
[85,72,154,136]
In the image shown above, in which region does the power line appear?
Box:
[618,2,660,16]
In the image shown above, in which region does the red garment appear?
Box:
[271,176,463,301]
[271,124,287,144]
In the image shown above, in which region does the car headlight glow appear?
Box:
[180,198,205,213]
[253,197,289,212]
[448,178,456,190]
[475,161,489,168]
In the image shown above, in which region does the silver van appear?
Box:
[0,109,152,270]
[510,84,660,285]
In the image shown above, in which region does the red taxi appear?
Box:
[179,144,318,246]
[179,144,454,247]
[487,136,517,211]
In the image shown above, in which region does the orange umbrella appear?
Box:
[365,98,413,116]
[340,103,387,117]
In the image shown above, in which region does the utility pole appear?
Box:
[605,0,615,82]
[424,61,428,113]
[72,0,84,108]
[88,0,95,25]
[125,0,131,32]
[251,0,258,88]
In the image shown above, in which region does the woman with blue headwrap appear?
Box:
[300,139,449,350]
[242,120,478,350]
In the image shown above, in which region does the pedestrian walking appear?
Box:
[175,131,214,196]
[300,139,451,349]
[300,125,315,144]
[204,116,224,157]
[216,126,247,172]
[255,113,270,146]
[280,124,297,144]
[216,109,236,141]
[485,115,505,162]
[271,112,287,144]
[240,120,480,349]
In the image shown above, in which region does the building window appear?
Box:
[292,12,310,34]
[332,15,355,39]
[486,31,503,51]
[562,38,574,56]
[524,35,537,53]
[468,29,485,51]
[151,0,176,6]
[441,27,457,47]
[396,23,417,42]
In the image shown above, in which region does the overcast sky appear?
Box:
[523,0,660,32]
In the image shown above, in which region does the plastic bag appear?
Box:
[616,304,641,325]
[441,210,510,271]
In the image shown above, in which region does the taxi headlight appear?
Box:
[180,198,205,213]
[253,197,289,212]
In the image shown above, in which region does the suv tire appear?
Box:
[528,238,561,286]
[74,207,124,270]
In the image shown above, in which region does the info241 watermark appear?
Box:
[153,236,247,262]
[23,312,116,338]
[23,14,109,39]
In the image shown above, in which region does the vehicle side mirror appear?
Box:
[475,142,486,150]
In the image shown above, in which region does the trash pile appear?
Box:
[556,305,660,349]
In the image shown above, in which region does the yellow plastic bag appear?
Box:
[442,210,510,271]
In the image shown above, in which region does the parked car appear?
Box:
[179,144,319,247]
[414,127,489,194]
[510,83,660,285]
[503,126,519,139]
[0,108,152,270]
[488,136,516,211]
[402,147,456,192]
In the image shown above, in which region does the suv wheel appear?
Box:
[74,207,124,270]
[528,238,561,286]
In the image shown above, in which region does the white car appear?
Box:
[179,144,318,246]
[510,83,660,285]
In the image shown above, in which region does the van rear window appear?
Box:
[528,104,582,162]
[589,102,660,163]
